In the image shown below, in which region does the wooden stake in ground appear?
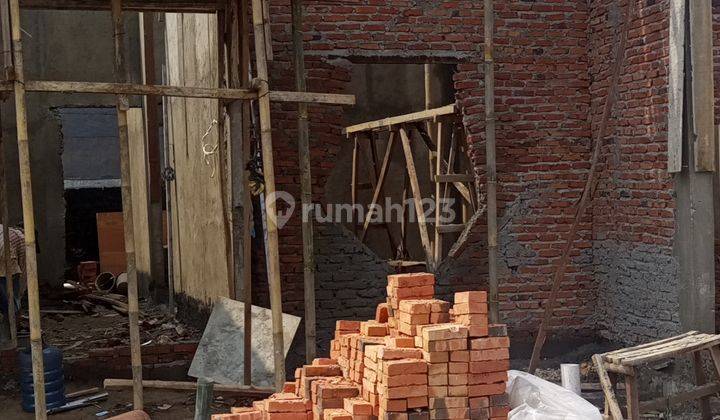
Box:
[251,0,286,390]
[291,0,317,364]
[7,0,46,417]
[111,0,144,408]
[528,0,636,374]
[484,0,499,325]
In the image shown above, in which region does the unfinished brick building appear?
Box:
[228,0,694,370]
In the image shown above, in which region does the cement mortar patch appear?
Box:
[595,241,680,345]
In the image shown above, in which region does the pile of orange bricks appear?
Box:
[213,272,510,420]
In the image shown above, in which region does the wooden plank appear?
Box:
[165,12,231,306]
[434,174,474,183]
[605,333,705,361]
[251,0,285,391]
[139,12,166,302]
[399,127,434,270]
[351,135,358,232]
[604,331,699,357]
[619,336,720,366]
[127,108,152,298]
[360,132,395,242]
[690,0,715,171]
[387,260,426,268]
[103,379,274,396]
[267,90,355,105]
[667,0,684,173]
[112,0,143,409]
[344,105,456,135]
[20,0,220,12]
[433,122,443,262]
[291,0,316,364]
[437,224,466,234]
[606,333,710,362]
[593,355,624,420]
[0,80,356,104]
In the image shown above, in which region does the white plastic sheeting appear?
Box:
[507,370,602,420]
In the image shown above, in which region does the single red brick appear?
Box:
[469,371,508,385]
[388,273,435,288]
[452,302,488,315]
[469,360,510,374]
[470,337,510,350]
[343,397,373,415]
[454,291,487,303]
[468,383,506,397]
[469,348,509,361]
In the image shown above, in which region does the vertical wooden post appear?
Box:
[239,0,253,387]
[291,0,316,364]
[434,122,443,262]
[0,110,16,349]
[251,0,286,390]
[484,0,499,325]
[111,0,143,408]
[7,0,46,416]
[399,127,434,269]
[227,0,254,385]
[139,11,166,303]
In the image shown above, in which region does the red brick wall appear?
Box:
[590,0,679,344]
[247,0,598,360]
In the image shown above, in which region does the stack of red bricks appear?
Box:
[213,272,510,420]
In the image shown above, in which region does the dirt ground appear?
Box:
[0,379,258,419]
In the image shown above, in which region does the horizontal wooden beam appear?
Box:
[435,174,474,183]
[103,379,274,397]
[20,0,220,12]
[270,90,355,106]
[344,104,457,135]
[0,80,356,105]
[387,260,426,268]
[437,224,466,234]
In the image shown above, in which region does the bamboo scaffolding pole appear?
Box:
[7,0,46,416]
[111,0,143,408]
[251,0,285,390]
[484,0,499,325]
[0,80,356,104]
[291,0,316,364]
[0,109,16,349]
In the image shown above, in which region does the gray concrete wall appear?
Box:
[1,10,140,286]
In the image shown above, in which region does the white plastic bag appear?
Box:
[507,370,602,420]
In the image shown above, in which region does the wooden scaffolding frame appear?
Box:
[344,105,481,270]
[0,0,355,418]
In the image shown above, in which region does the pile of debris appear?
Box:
[212,273,510,420]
